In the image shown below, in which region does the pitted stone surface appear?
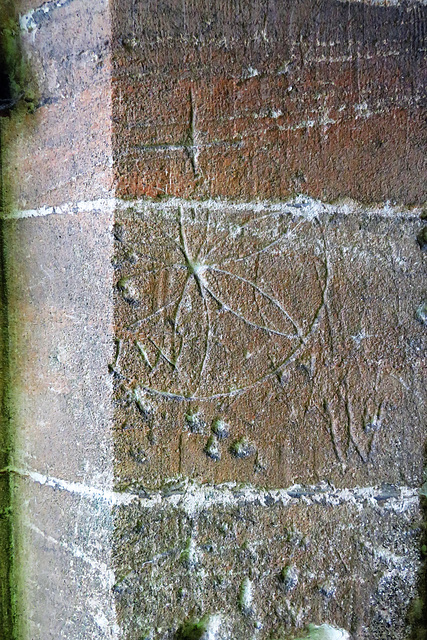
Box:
[113,200,426,490]
[113,493,422,640]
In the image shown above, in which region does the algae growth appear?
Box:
[0,0,37,112]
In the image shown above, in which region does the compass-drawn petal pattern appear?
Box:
[114,204,328,401]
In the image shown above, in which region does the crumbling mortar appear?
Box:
[3,466,421,516]
[5,195,425,222]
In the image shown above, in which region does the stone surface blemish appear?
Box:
[204,435,221,461]
[239,577,254,616]
[415,303,427,326]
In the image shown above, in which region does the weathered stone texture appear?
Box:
[2,0,113,211]
[5,209,114,483]
[1,1,426,639]
[113,201,426,491]
[113,489,422,640]
[112,0,427,203]
[0,191,12,636]
[12,476,117,640]
[3,207,116,638]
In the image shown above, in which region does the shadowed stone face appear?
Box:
[112,0,427,203]
[113,201,426,492]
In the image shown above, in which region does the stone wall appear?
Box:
[0,0,426,639]
[1,1,117,638]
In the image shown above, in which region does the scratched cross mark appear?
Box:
[113,205,329,401]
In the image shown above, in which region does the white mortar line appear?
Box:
[8,467,135,505]
[4,466,420,515]
[2,198,117,221]
[3,195,423,222]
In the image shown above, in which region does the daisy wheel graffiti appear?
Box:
[113,202,328,402]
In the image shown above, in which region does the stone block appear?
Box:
[112,0,427,204]
[12,474,118,640]
[113,200,427,490]
[4,207,114,484]
[2,0,113,210]
[113,486,422,639]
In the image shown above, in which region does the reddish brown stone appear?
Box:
[113,202,427,491]
[112,0,427,204]
[2,3,426,639]
[2,0,113,210]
